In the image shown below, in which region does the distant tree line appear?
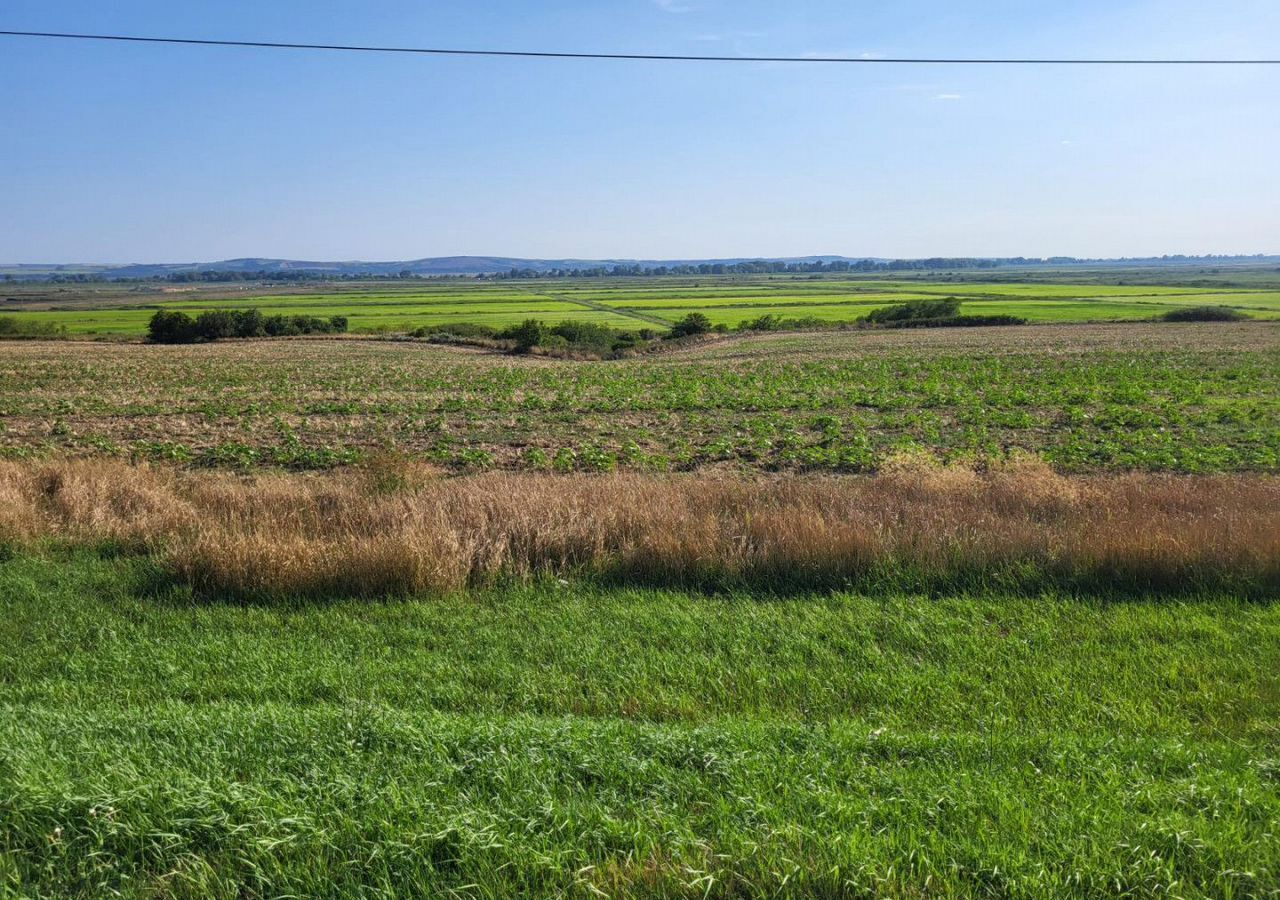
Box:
[21,270,445,285]
[150,270,444,283]
[479,254,1280,280]
[148,309,348,343]
[152,270,369,283]
[482,259,1008,280]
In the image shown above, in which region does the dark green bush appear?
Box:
[232,309,266,338]
[670,313,713,337]
[864,298,962,324]
[147,310,199,343]
[1160,306,1249,322]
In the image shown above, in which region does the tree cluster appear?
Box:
[502,319,661,355]
[147,309,348,343]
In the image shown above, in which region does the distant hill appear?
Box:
[0,255,876,280]
[2,254,1277,281]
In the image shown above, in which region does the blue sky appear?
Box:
[2,0,1278,262]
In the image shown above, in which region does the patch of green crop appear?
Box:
[2,336,1276,473]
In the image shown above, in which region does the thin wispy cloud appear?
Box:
[691,30,767,42]
[653,0,695,13]
[933,93,964,101]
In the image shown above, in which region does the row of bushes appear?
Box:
[740,300,1027,331]
[0,315,67,339]
[416,313,723,358]
[738,300,1249,330]
[502,319,660,354]
[148,309,348,343]
[417,302,1032,356]
[862,298,1028,328]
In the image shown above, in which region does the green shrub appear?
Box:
[670,313,713,338]
[505,319,547,353]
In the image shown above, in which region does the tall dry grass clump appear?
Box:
[0,458,1276,599]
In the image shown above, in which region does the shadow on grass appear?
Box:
[108,551,1280,609]
[5,540,1272,608]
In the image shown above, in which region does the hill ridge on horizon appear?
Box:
[3,252,1279,280]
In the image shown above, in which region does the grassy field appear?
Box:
[5,271,1280,335]
[1,323,1275,473]
[2,550,1278,897]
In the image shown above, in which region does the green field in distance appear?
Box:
[5,274,1280,335]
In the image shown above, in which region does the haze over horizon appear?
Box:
[7,250,1280,268]
[3,0,1278,263]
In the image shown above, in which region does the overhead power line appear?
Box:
[1,30,1278,64]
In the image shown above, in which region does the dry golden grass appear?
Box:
[1,457,1276,598]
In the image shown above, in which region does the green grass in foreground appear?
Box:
[1,552,1277,897]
